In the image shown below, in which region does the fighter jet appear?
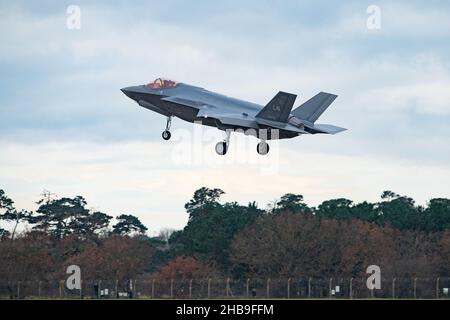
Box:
[121,78,346,155]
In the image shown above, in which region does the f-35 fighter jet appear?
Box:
[121,78,346,155]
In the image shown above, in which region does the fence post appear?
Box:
[349,278,353,299]
[115,280,118,299]
[287,278,291,299]
[329,278,333,298]
[436,277,440,299]
[392,278,396,299]
[413,278,417,299]
[170,279,174,298]
[80,280,83,299]
[98,280,102,299]
[189,279,193,299]
[246,278,250,298]
[17,281,20,299]
[226,278,231,297]
[207,278,211,299]
[308,277,312,298]
[152,279,155,299]
[38,280,41,298]
[266,278,271,298]
[134,280,137,299]
[59,280,63,298]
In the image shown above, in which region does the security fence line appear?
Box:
[1,277,449,299]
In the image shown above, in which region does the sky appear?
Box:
[1,0,450,234]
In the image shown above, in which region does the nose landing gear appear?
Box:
[162,116,172,140]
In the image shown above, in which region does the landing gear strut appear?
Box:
[257,141,269,155]
[215,130,231,155]
[162,116,172,140]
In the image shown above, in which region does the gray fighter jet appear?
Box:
[121,78,346,155]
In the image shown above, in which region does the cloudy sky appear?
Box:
[1,0,450,233]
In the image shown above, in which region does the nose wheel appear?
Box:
[162,130,171,140]
[257,141,269,155]
[162,116,172,140]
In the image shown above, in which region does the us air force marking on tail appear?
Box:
[121,78,346,155]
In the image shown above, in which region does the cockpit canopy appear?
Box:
[146,78,178,89]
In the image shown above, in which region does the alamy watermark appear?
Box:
[168,123,282,175]
[366,265,381,290]
[366,5,381,30]
[66,5,81,30]
[66,265,81,290]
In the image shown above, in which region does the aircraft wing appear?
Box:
[197,108,259,128]
[161,96,205,108]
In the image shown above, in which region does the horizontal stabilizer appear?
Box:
[309,123,347,134]
[256,91,297,123]
[292,92,337,123]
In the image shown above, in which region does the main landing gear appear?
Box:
[162,116,172,140]
[215,130,231,155]
[257,141,269,155]
[215,131,270,156]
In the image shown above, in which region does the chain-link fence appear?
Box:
[1,277,449,299]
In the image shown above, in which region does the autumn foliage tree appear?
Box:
[153,256,218,281]
[1,186,450,296]
[230,212,445,279]
[65,235,154,282]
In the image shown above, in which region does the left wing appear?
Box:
[161,96,204,108]
[197,108,259,128]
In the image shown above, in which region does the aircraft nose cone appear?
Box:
[121,87,133,98]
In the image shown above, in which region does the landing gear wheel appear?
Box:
[162,130,171,140]
[215,141,228,155]
[257,141,269,155]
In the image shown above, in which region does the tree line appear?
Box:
[1,187,449,293]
